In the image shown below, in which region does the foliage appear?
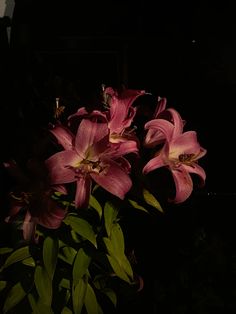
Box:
[0,86,206,313]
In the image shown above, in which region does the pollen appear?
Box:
[178,153,195,163]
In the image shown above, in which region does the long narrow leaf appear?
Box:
[84,283,99,314]
[104,202,118,237]
[128,199,149,213]
[106,255,130,283]
[3,282,26,313]
[0,281,7,292]
[110,224,133,278]
[64,216,97,247]
[89,195,103,219]
[61,307,73,314]
[0,247,13,255]
[73,277,87,314]
[143,188,164,213]
[73,248,91,287]
[34,265,52,306]
[28,293,53,314]
[1,246,30,270]
[22,257,35,267]
[58,246,77,265]
[110,224,124,258]
[102,288,117,307]
[43,236,59,279]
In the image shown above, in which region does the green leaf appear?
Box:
[59,246,77,265]
[84,283,99,314]
[36,300,54,314]
[119,256,133,279]
[102,288,117,307]
[59,278,71,290]
[93,275,106,290]
[22,257,35,267]
[104,225,133,279]
[27,293,37,313]
[106,255,130,283]
[89,195,103,219]
[64,289,71,307]
[64,216,97,247]
[103,237,116,258]
[28,293,54,314]
[0,247,13,254]
[128,199,149,213]
[110,224,124,258]
[3,282,26,313]
[72,277,87,314]
[104,202,118,237]
[54,191,63,197]
[34,265,52,306]
[143,188,164,213]
[43,237,59,279]
[61,307,73,314]
[73,248,91,287]
[71,230,81,243]
[0,281,7,292]
[98,304,104,314]
[111,224,133,278]
[1,246,31,270]
[103,224,125,259]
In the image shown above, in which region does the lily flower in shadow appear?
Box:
[3,159,67,242]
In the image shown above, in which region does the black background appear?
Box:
[2,0,236,193]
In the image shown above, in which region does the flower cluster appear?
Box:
[0,86,206,313]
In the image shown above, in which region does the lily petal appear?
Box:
[144,128,166,147]
[112,140,139,158]
[52,184,68,195]
[142,153,166,174]
[45,150,79,184]
[144,119,174,144]
[170,167,193,203]
[50,125,74,150]
[23,211,36,241]
[75,119,109,158]
[154,97,167,117]
[91,159,132,199]
[170,131,203,157]
[166,108,184,137]
[75,176,92,209]
[108,88,145,134]
[114,157,131,174]
[36,198,67,229]
[68,107,107,127]
[68,107,88,122]
[182,163,206,186]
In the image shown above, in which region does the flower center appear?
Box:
[74,159,106,176]
[178,153,195,164]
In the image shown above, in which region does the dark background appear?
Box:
[1,0,236,193]
[1,1,236,313]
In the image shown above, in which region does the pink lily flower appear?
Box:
[100,87,146,156]
[144,97,185,148]
[67,87,146,156]
[104,87,145,139]
[143,117,207,203]
[45,118,132,209]
[104,87,145,135]
[67,107,107,133]
[4,159,67,242]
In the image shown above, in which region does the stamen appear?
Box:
[179,153,195,162]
